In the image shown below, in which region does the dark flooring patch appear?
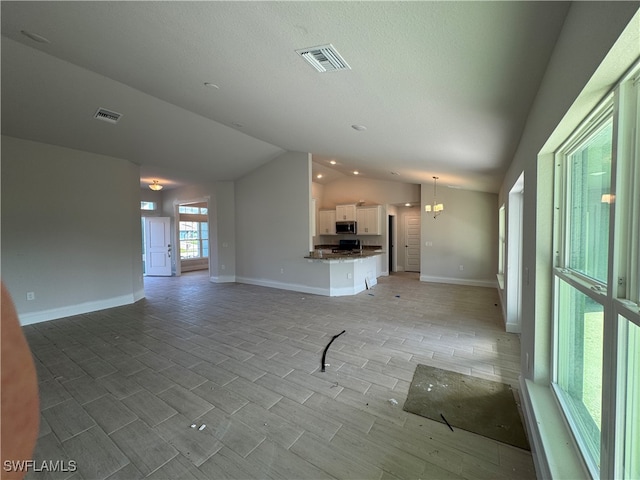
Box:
[403,364,530,450]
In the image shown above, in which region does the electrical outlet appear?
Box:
[221,264,226,270]
[26,292,35,301]
[280,268,284,274]
[347,273,353,279]
[459,265,464,271]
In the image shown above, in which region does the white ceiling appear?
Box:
[1,1,570,192]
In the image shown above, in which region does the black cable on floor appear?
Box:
[321,330,346,372]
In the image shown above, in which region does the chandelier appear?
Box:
[149,180,163,191]
[425,176,444,218]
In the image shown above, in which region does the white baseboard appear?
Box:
[419,275,497,288]
[236,276,329,296]
[133,288,145,302]
[235,276,377,297]
[19,293,139,326]
[505,322,522,334]
[519,377,589,480]
[210,275,236,283]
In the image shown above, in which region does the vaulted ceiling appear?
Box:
[1,1,570,192]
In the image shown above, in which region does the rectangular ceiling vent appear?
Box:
[94,108,122,124]
[296,44,351,73]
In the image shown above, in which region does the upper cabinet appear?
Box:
[336,204,357,221]
[317,209,336,235]
[356,205,382,235]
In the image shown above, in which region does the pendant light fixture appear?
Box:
[149,180,163,191]
[425,176,444,218]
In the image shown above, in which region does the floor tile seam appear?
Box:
[186,377,209,391]
[281,370,344,396]
[335,364,399,391]
[330,426,430,479]
[291,429,384,480]
[360,359,414,380]
[226,384,283,410]
[160,387,216,423]
[266,397,343,435]
[392,421,506,467]
[139,450,180,478]
[66,390,110,407]
[43,416,96,445]
[37,396,75,415]
[214,363,268,384]
[254,377,315,408]
[189,442,224,469]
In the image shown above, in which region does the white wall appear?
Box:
[420,186,498,287]
[497,3,639,478]
[160,181,236,282]
[320,176,420,207]
[1,136,143,325]
[235,151,328,294]
[140,188,162,211]
[499,1,639,384]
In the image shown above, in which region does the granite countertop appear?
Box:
[304,249,384,260]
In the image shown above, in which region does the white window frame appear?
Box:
[552,64,640,479]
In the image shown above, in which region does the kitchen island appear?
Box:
[304,248,384,296]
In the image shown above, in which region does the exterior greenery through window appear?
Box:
[178,204,208,260]
[552,69,639,479]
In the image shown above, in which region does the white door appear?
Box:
[144,217,172,276]
[405,215,420,272]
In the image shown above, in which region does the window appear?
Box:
[553,68,639,479]
[565,119,613,284]
[140,201,156,211]
[554,108,613,472]
[178,202,208,260]
[620,318,639,479]
[498,204,505,278]
[555,279,604,464]
[179,205,207,215]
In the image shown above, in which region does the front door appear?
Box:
[405,215,420,272]
[144,217,172,276]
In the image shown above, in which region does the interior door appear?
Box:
[144,217,172,276]
[405,215,420,272]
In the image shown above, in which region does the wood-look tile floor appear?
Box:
[23,272,535,480]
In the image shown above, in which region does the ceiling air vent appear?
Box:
[94,108,122,124]
[296,44,351,73]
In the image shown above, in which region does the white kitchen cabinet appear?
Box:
[317,209,336,235]
[356,205,382,235]
[336,204,357,221]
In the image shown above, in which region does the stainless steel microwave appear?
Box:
[336,221,357,234]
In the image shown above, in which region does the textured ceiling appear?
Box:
[1,1,570,192]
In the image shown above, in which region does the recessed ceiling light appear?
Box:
[316,174,323,179]
[353,171,359,175]
[21,30,50,44]
[351,125,367,131]
[405,203,411,207]
[589,171,606,176]
[204,82,219,89]
[329,160,337,165]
